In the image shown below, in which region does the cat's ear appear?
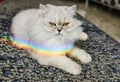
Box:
[39,4,48,14]
[39,4,47,11]
[65,5,76,14]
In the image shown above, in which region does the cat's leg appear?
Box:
[79,32,88,41]
[69,47,92,64]
[30,51,81,75]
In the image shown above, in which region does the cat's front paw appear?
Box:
[66,63,82,75]
[71,48,92,64]
[79,51,92,64]
[82,54,92,64]
[79,32,88,41]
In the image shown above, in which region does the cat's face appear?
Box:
[34,4,82,44]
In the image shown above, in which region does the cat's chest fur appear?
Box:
[29,35,73,53]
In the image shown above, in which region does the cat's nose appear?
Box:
[57,29,62,33]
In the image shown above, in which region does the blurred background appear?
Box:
[0,0,120,42]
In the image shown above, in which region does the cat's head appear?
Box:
[35,4,83,43]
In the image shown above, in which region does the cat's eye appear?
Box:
[49,22,56,26]
[63,22,69,26]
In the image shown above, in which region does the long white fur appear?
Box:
[11,4,91,75]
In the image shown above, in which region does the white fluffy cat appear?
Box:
[11,4,92,75]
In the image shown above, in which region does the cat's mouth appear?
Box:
[55,33,63,36]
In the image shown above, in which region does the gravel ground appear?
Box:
[0,0,120,82]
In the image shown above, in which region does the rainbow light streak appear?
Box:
[10,36,73,56]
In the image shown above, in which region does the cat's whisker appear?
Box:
[32,32,41,36]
